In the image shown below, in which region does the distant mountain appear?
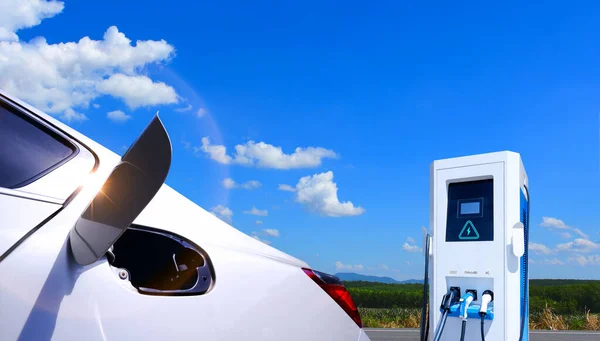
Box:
[335,272,400,283]
[399,279,425,284]
[334,272,423,284]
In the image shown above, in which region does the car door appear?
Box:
[0,97,96,261]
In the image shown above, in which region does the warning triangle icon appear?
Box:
[459,220,480,240]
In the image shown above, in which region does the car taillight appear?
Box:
[302,268,362,328]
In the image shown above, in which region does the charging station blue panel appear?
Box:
[444,304,494,320]
[446,179,494,242]
[520,188,530,341]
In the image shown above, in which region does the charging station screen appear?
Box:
[446,179,493,242]
[460,201,480,215]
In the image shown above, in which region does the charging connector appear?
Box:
[479,290,493,315]
[459,293,474,320]
[441,287,460,311]
[458,293,474,341]
[478,290,494,341]
[432,287,461,341]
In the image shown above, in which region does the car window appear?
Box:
[0,101,76,188]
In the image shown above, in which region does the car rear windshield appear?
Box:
[0,100,76,188]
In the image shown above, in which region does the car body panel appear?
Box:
[0,194,60,256]
[134,184,309,268]
[0,197,361,341]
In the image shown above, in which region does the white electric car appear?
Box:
[0,90,370,341]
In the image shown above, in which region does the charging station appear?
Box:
[423,151,529,341]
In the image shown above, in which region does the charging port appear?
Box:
[466,289,478,301]
[450,286,461,297]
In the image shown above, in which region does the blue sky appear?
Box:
[1,1,599,280]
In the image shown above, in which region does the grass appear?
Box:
[359,308,422,328]
[359,306,600,330]
[528,305,600,331]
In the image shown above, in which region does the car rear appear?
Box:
[302,268,371,340]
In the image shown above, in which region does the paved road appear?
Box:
[365,328,600,341]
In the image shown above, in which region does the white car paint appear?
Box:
[0,90,369,341]
[0,194,60,256]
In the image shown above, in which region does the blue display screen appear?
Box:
[446,180,493,242]
[460,202,480,215]
[457,198,484,218]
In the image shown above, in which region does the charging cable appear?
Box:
[458,293,474,341]
[478,291,494,341]
[419,234,431,341]
[431,287,460,341]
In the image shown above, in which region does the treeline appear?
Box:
[344,280,600,314]
[344,281,424,309]
[529,281,600,314]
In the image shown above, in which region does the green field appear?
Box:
[345,280,600,330]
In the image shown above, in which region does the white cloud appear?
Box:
[252,235,271,245]
[541,217,568,229]
[0,0,64,41]
[560,232,572,239]
[175,104,192,112]
[222,178,261,190]
[379,264,389,270]
[406,237,416,244]
[256,220,263,225]
[242,181,260,190]
[568,255,600,266]
[335,261,363,271]
[556,239,599,253]
[243,206,268,216]
[197,137,337,169]
[263,229,280,237]
[402,242,421,253]
[278,184,296,192]
[249,229,279,244]
[97,74,178,109]
[405,261,411,265]
[60,108,87,122]
[572,228,589,239]
[529,242,553,255]
[295,171,365,217]
[540,217,589,239]
[92,103,100,109]
[196,107,207,118]
[198,137,232,164]
[222,178,236,189]
[0,22,177,121]
[106,110,131,123]
[541,258,565,265]
[210,205,232,223]
[530,258,565,265]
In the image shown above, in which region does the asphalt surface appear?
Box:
[364,328,600,341]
